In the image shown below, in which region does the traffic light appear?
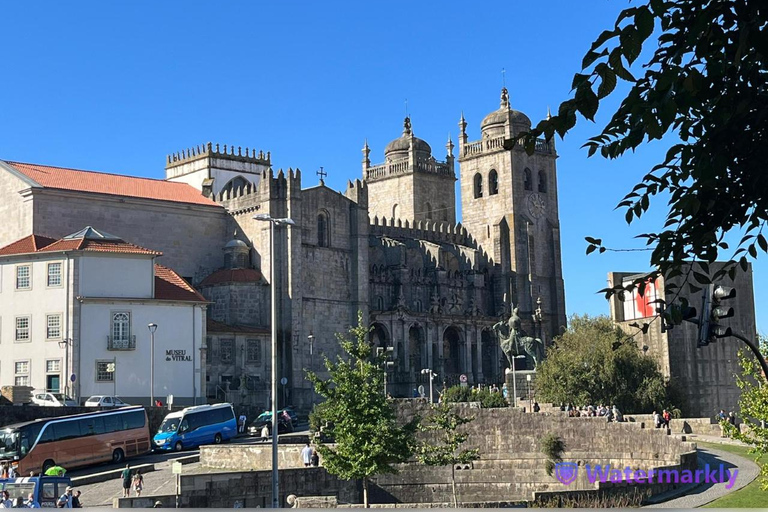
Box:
[698,284,736,347]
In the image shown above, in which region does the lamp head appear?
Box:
[147,323,158,333]
[253,214,272,221]
[275,218,296,226]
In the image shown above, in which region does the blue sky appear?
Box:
[1,1,763,333]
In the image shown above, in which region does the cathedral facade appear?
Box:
[0,89,567,410]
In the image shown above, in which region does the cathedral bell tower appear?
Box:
[363,117,456,225]
[458,88,566,341]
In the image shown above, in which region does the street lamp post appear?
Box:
[526,374,532,411]
[377,346,394,396]
[147,323,158,406]
[308,332,315,406]
[254,213,296,509]
[420,369,437,404]
[505,355,526,407]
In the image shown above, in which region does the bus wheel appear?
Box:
[112,449,125,464]
[214,434,222,444]
[174,441,183,452]
[42,460,55,474]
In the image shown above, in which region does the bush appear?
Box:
[540,432,566,477]
[472,388,509,408]
[442,385,473,403]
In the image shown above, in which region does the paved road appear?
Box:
[644,445,760,508]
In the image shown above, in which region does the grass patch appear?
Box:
[698,442,766,508]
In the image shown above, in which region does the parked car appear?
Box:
[83,395,130,407]
[31,392,77,407]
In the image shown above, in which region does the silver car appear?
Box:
[31,392,77,407]
[83,395,130,407]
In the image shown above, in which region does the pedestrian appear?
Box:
[653,411,662,428]
[260,424,269,442]
[238,414,247,434]
[533,402,540,413]
[8,464,15,479]
[301,443,313,467]
[24,493,39,508]
[412,388,419,398]
[281,410,293,431]
[311,450,319,467]
[132,470,144,497]
[121,464,132,498]
[662,409,671,428]
[44,466,66,477]
[71,491,82,509]
[0,491,11,508]
[11,497,24,508]
[56,487,73,508]
[1,463,8,479]
[728,411,736,426]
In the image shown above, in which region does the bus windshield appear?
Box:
[0,430,19,459]
[158,418,180,433]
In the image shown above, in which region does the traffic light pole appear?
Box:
[730,331,768,382]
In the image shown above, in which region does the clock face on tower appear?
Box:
[527,193,547,219]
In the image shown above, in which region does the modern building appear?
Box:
[608,263,756,417]
[0,227,207,405]
[0,88,568,411]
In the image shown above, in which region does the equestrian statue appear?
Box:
[492,304,545,370]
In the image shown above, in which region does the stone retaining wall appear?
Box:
[200,444,320,470]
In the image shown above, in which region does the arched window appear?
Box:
[538,170,548,193]
[414,300,423,313]
[392,204,400,220]
[473,173,483,198]
[376,296,384,311]
[317,211,329,247]
[222,176,249,197]
[489,169,499,195]
[524,168,532,191]
[426,203,433,220]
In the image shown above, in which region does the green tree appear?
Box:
[518,1,768,356]
[723,349,768,489]
[417,402,479,507]
[306,312,417,508]
[535,315,679,413]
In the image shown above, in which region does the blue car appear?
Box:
[153,403,237,451]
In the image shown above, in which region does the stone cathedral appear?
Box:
[0,88,567,410]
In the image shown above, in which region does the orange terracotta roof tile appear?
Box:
[38,238,162,256]
[199,268,264,286]
[5,161,219,207]
[0,235,57,256]
[154,264,206,302]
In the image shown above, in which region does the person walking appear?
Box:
[71,491,82,509]
[310,450,320,467]
[120,465,132,498]
[132,470,144,497]
[24,493,39,508]
[301,443,313,467]
[56,487,73,508]
[653,411,662,428]
[662,409,671,428]
[260,424,269,442]
[238,414,247,434]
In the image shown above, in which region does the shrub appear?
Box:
[442,385,472,403]
[472,388,509,408]
[540,432,566,477]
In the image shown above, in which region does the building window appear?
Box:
[246,339,261,363]
[46,314,62,340]
[524,168,532,191]
[489,169,499,195]
[318,212,329,247]
[96,361,114,382]
[375,296,384,311]
[538,170,547,193]
[473,173,483,198]
[220,339,234,363]
[16,266,31,290]
[14,361,29,386]
[47,263,62,287]
[426,203,433,220]
[46,360,60,373]
[414,300,423,313]
[111,312,131,342]
[46,360,61,392]
[15,317,30,341]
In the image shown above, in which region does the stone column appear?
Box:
[436,322,444,377]
[475,324,484,383]
[463,324,472,377]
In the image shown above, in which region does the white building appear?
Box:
[0,226,207,405]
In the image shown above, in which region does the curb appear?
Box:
[71,462,156,486]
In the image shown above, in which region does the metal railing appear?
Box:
[107,335,136,350]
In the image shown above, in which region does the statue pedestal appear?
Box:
[505,370,537,407]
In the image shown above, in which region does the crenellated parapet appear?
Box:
[166,142,271,168]
[344,179,368,208]
[220,167,302,216]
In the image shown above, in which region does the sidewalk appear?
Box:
[644,445,759,508]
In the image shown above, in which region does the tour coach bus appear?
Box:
[154,403,237,451]
[0,406,150,475]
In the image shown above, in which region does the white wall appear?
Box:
[78,301,202,404]
[78,254,154,298]
[0,256,70,392]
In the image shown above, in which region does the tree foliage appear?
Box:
[520,0,768,297]
[540,432,566,477]
[306,312,418,507]
[535,315,681,413]
[442,385,508,408]
[723,348,768,490]
[417,402,480,507]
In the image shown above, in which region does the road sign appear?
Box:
[459,374,467,383]
[70,374,77,383]
[172,461,183,474]
[280,377,288,385]
[418,385,425,397]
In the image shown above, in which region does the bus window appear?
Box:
[3,483,35,502]
[92,417,105,435]
[39,426,55,444]
[54,421,81,441]
[126,411,145,430]
[104,414,120,433]
[79,418,96,437]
